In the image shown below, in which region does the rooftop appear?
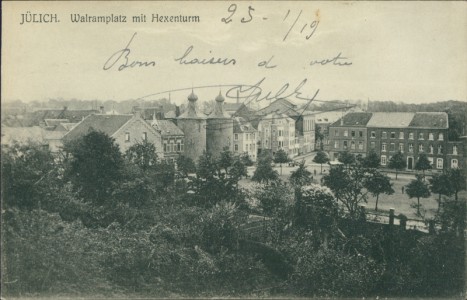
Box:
[153,120,184,136]
[409,112,448,129]
[366,112,415,128]
[63,114,133,141]
[331,112,373,127]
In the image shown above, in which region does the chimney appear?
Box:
[340,117,344,126]
[175,106,181,117]
[99,106,104,114]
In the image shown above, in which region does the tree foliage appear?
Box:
[63,130,124,204]
[274,148,289,175]
[252,152,279,184]
[289,160,312,187]
[313,150,329,174]
[406,174,431,215]
[338,150,355,167]
[362,149,380,169]
[415,153,432,176]
[387,151,406,179]
[364,171,394,211]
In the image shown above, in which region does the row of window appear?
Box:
[374,143,458,155]
[371,131,444,141]
[334,140,364,150]
[125,132,147,142]
[380,156,459,169]
[234,133,256,141]
[234,143,256,152]
[163,140,184,153]
[334,129,364,138]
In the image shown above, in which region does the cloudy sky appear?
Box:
[2,1,466,106]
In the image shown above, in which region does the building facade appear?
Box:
[233,117,257,161]
[328,112,373,161]
[257,112,296,158]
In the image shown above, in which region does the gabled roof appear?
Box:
[409,112,448,129]
[233,117,256,133]
[154,120,184,136]
[331,112,373,127]
[63,114,133,141]
[44,119,70,127]
[366,112,414,128]
[257,99,300,118]
[314,111,347,124]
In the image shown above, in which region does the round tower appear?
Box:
[206,91,234,158]
[176,90,207,162]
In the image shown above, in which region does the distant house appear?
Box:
[233,117,258,162]
[132,106,165,120]
[1,126,65,152]
[150,117,185,163]
[257,111,296,158]
[62,113,163,155]
[20,107,99,127]
[314,110,347,150]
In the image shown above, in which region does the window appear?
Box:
[381,155,387,166]
[142,132,147,141]
[453,145,458,155]
[438,133,444,141]
[278,130,283,137]
[370,142,375,149]
[344,130,348,137]
[351,141,356,150]
[429,133,434,140]
[429,145,434,154]
[125,132,130,142]
[419,133,424,140]
[438,145,443,154]
[335,129,339,137]
[451,159,458,168]
[390,143,395,151]
[359,131,363,138]
[382,143,387,152]
[371,131,376,138]
[234,133,238,141]
[343,141,348,150]
[399,132,404,139]
[351,131,356,137]
[436,158,443,169]
[163,141,167,152]
[409,143,413,153]
[399,144,404,152]
[409,133,414,140]
[234,144,238,151]
[252,133,255,140]
[382,132,387,139]
[178,140,184,152]
[419,144,424,152]
[391,132,396,139]
[358,141,363,150]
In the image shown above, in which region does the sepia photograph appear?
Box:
[1,1,467,298]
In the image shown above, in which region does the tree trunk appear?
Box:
[320,164,323,174]
[395,169,398,180]
[375,194,379,211]
[417,197,420,215]
[280,164,282,175]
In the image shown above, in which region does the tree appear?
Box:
[219,147,234,172]
[362,149,380,169]
[125,140,158,171]
[338,150,355,168]
[63,130,124,204]
[387,151,406,180]
[315,124,325,150]
[445,168,467,202]
[176,155,196,177]
[255,180,292,216]
[313,150,329,174]
[364,171,394,211]
[252,152,279,184]
[415,153,432,177]
[274,149,289,175]
[406,174,431,215]
[240,152,254,166]
[1,141,57,210]
[429,173,453,212]
[323,166,368,218]
[289,160,312,187]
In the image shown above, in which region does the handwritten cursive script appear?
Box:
[103,32,156,71]
[174,45,237,66]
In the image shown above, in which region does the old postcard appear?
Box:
[2,1,467,299]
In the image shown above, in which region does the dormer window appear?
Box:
[125,132,130,142]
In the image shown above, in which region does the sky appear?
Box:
[2,1,467,107]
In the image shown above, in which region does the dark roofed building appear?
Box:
[328,112,373,161]
[151,118,185,162]
[409,112,448,129]
[63,113,163,155]
[21,108,99,127]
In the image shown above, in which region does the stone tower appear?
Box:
[206,91,233,158]
[176,90,207,162]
